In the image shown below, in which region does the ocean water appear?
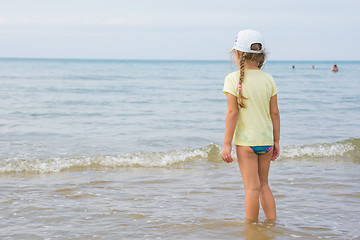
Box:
[0,58,359,239]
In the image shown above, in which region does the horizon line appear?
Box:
[0,57,359,62]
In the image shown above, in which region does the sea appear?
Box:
[0,58,359,239]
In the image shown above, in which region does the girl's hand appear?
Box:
[221,144,234,163]
[271,142,280,161]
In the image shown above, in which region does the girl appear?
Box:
[221,29,280,222]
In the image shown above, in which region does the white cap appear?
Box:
[232,29,266,54]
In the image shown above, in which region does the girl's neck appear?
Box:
[244,62,260,70]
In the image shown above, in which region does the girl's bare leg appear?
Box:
[236,146,261,221]
[258,151,277,220]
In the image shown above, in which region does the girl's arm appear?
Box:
[221,93,239,163]
[270,94,280,160]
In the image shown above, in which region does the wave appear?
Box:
[0,145,220,174]
[282,139,358,158]
[0,138,359,173]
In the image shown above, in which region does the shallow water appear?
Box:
[1,59,360,239]
[1,140,360,239]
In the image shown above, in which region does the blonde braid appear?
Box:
[237,52,247,108]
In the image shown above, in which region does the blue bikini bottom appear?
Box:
[250,146,273,155]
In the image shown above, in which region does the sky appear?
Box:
[0,0,359,61]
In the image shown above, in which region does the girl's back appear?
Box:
[223,69,278,146]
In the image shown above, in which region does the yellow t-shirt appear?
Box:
[223,69,278,146]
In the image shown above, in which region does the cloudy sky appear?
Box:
[0,0,359,60]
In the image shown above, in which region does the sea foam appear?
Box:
[0,139,358,173]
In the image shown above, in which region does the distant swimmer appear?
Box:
[292,65,295,69]
[331,64,338,72]
[312,65,315,69]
